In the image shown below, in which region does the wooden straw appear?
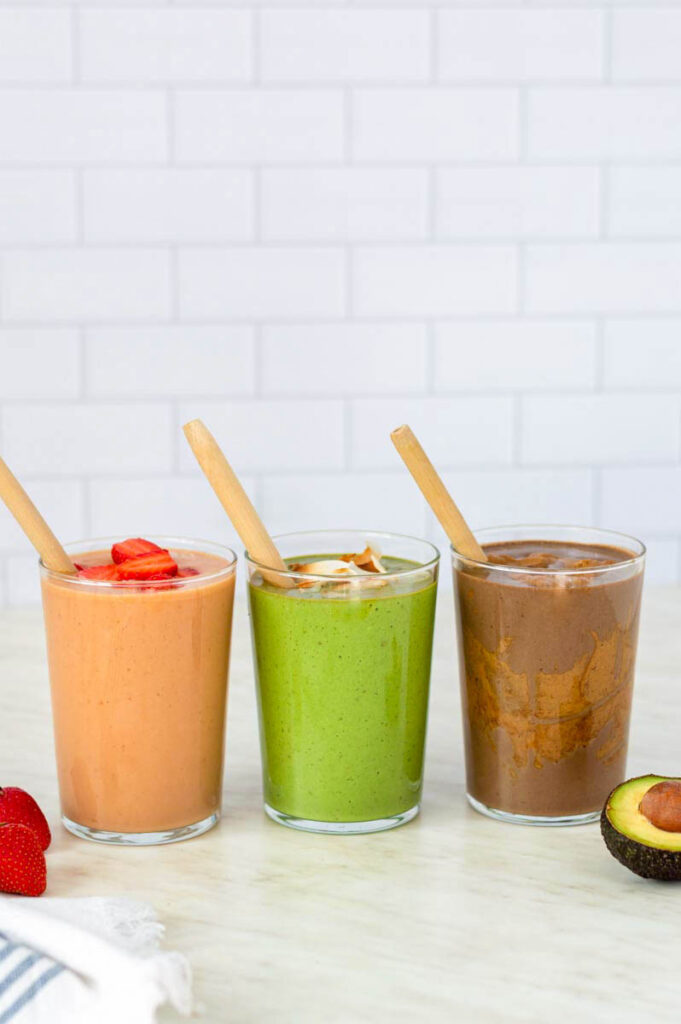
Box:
[0,456,76,574]
[183,419,291,586]
[390,425,487,562]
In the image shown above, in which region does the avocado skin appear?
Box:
[601,786,681,881]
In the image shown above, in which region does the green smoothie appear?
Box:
[248,555,437,827]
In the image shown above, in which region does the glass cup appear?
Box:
[452,525,645,826]
[40,536,237,845]
[246,530,439,834]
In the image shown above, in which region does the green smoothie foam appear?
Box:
[248,555,437,825]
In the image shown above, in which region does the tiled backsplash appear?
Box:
[1,4,680,603]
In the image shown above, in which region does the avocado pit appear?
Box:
[640,780,681,833]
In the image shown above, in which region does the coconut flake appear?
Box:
[290,548,388,591]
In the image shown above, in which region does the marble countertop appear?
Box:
[1,588,680,1023]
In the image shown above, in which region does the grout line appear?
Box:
[5,383,681,402]
[429,8,439,85]
[511,393,522,466]
[344,246,353,318]
[603,8,614,84]
[342,398,352,471]
[516,243,526,314]
[595,320,606,389]
[6,312,681,329]
[171,399,180,472]
[600,164,610,239]
[517,86,528,161]
[10,235,681,252]
[592,467,602,527]
[166,89,175,164]
[82,478,92,539]
[343,88,353,163]
[251,325,262,397]
[252,8,261,85]
[425,322,435,394]
[253,166,262,242]
[169,247,180,321]
[254,325,263,397]
[2,386,681,405]
[0,1,672,7]
[0,314,661,330]
[75,168,85,244]
[7,462,681,484]
[78,327,87,398]
[1,159,680,172]
[70,7,80,84]
[427,164,437,239]
[5,78,681,91]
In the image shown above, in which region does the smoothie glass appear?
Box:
[40,536,236,845]
[453,525,645,826]
[247,530,439,834]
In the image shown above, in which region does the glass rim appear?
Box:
[39,534,238,588]
[451,523,646,577]
[245,528,440,581]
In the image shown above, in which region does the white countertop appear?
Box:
[2,587,680,1023]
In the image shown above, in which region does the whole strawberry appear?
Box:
[0,823,47,896]
[0,787,51,851]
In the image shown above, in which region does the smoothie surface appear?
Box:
[253,554,433,598]
[485,539,636,572]
[74,547,229,579]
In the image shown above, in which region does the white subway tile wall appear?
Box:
[0,4,680,604]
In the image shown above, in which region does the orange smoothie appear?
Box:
[40,539,236,843]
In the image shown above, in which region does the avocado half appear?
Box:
[601,775,681,880]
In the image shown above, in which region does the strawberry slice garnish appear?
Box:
[0,823,47,897]
[117,551,178,580]
[0,787,51,851]
[79,564,121,581]
[111,538,163,564]
[177,567,200,578]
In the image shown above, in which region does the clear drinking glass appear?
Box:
[246,530,439,834]
[452,525,645,826]
[40,536,237,845]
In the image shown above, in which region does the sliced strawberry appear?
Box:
[0,787,51,851]
[0,823,46,897]
[177,567,200,578]
[79,564,121,582]
[111,538,163,565]
[117,551,178,580]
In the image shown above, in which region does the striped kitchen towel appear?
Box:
[0,897,191,1023]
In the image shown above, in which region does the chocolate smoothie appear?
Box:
[453,532,645,822]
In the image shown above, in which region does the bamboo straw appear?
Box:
[390,425,487,562]
[0,457,76,574]
[182,419,291,586]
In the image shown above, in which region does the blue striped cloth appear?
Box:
[0,898,191,1022]
[0,934,64,1023]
